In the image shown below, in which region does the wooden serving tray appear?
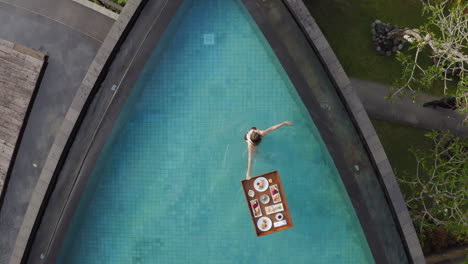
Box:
[241,171,293,236]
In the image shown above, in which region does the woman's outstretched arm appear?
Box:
[258,121,293,137]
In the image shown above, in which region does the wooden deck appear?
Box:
[0,39,46,195]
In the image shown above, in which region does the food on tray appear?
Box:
[270,184,282,203]
[253,177,268,192]
[260,194,270,204]
[257,217,272,231]
[265,203,284,215]
[256,180,264,190]
[274,220,287,228]
[243,171,293,236]
[250,199,262,217]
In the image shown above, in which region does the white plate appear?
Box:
[257,217,272,232]
[260,194,270,204]
[273,220,287,228]
[253,177,269,192]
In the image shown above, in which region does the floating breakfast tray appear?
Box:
[241,171,293,236]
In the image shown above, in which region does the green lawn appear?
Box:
[371,119,433,216]
[304,0,456,96]
[371,120,467,252]
[371,119,432,180]
[89,0,126,12]
[112,0,127,6]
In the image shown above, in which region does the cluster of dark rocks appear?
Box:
[371,20,404,56]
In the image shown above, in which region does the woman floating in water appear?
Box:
[244,121,293,180]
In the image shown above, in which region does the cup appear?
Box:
[276,213,283,221]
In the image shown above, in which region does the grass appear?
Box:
[371,119,432,179]
[90,0,104,7]
[88,0,126,13]
[304,0,457,96]
[372,119,467,253]
[371,119,433,226]
[111,0,127,7]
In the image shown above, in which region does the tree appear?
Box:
[398,130,467,245]
[388,0,467,117]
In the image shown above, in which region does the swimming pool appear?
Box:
[57,0,375,263]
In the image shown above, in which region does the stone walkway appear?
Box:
[0,39,46,196]
[0,0,113,41]
[351,78,468,137]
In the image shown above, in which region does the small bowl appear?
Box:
[276,213,284,221]
[248,190,255,197]
[260,194,270,204]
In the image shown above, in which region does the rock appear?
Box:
[371,20,401,56]
[398,44,403,50]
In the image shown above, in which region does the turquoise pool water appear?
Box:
[57,0,374,263]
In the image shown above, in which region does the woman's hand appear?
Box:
[283,121,293,126]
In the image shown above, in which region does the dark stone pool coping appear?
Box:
[7,0,146,263]
[282,0,424,263]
